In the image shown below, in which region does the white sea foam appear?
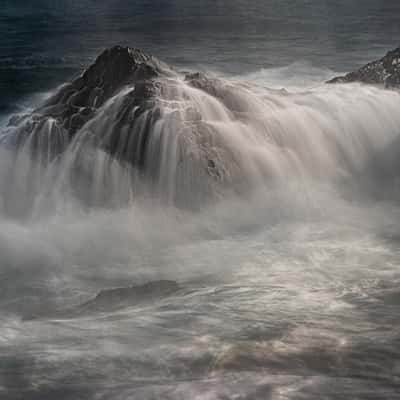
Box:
[1,66,400,399]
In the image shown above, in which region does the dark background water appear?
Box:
[0,0,399,114]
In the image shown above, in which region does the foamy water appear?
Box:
[1,65,400,399]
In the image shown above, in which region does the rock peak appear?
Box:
[78,45,162,100]
[18,46,166,136]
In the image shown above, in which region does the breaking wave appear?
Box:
[1,67,400,218]
[2,58,400,400]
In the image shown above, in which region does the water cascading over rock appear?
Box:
[0,46,237,215]
[2,45,400,218]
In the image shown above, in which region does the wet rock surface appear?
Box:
[1,46,235,214]
[184,72,221,97]
[328,47,400,87]
[11,46,165,138]
[5,46,223,163]
[1,46,173,215]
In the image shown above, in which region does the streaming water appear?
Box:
[1,63,400,399]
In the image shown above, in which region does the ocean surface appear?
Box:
[1,1,400,399]
[1,0,400,114]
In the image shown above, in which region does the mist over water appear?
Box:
[2,2,400,399]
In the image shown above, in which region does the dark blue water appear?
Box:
[1,0,400,113]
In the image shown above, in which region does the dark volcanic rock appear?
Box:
[3,45,170,199]
[3,45,236,213]
[328,47,400,87]
[36,45,165,135]
[7,46,228,162]
[6,45,166,155]
[1,47,171,215]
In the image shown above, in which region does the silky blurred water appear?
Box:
[1,2,400,400]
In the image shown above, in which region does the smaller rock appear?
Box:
[327,47,400,87]
[24,280,180,320]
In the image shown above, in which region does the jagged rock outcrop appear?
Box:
[1,45,233,214]
[8,46,166,136]
[5,46,223,164]
[328,47,400,87]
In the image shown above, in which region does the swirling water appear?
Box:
[1,2,400,399]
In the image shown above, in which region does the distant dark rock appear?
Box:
[24,280,180,320]
[327,47,400,87]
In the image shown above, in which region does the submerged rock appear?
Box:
[327,47,400,87]
[24,280,180,320]
[80,279,180,312]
